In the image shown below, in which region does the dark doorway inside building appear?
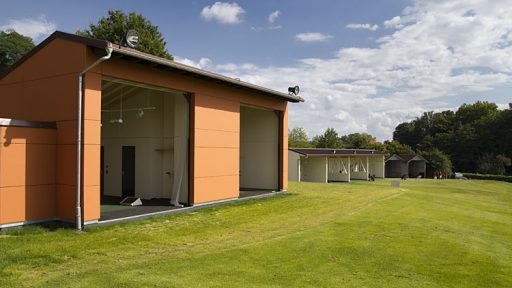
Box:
[122,146,136,198]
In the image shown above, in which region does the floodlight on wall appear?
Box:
[288,85,300,95]
[124,30,140,48]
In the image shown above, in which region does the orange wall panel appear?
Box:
[195,95,239,132]
[194,147,239,178]
[1,38,85,85]
[195,129,239,148]
[0,143,56,188]
[83,120,101,145]
[0,187,25,224]
[83,72,102,121]
[56,145,77,186]
[194,175,239,204]
[1,126,56,145]
[56,120,77,145]
[0,126,56,225]
[56,185,75,221]
[82,144,100,187]
[83,185,100,221]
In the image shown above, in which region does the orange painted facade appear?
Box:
[0,126,57,225]
[0,33,294,227]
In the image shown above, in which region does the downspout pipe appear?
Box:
[76,45,113,230]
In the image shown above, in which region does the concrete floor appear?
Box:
[99,190,277,223]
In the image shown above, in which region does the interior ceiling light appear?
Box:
[288,85,300,95]
[136,109,144,118]
[110,87,124,124]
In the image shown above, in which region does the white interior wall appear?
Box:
[368,156,385,178]
[350,156,368,180]
[288,150,301,182]
[240,105,278,190]
[301,156,327,183]
[328,157,350,182]
[101,86,189,202]
[172,95,189,204]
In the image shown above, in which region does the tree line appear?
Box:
[290,101,512,176]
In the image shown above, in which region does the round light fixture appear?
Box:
[125,30,139,48]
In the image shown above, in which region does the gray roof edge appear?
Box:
[111,46,304,103]
[1,31,304,104]
[289,147,386,156]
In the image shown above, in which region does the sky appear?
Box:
[1,0,512,141]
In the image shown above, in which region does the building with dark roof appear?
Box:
[288,148,385,182]
[385,154,427,178]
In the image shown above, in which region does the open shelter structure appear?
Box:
[288,148,385,183]
[0,31,303,229]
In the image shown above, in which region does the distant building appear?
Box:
[385,154,427,178]
[288,148,385,183]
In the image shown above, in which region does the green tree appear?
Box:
[288,127,312,148]
[418,148,452,177]
[340,133,377,149]
[77,10,173,60]
[382,140,414,155]
[393,122,419,148]
[312,128,343,148]
[392,101,511,175]
[477,153,511,175]
[0,30,35,71]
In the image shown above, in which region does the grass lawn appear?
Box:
[1,179,511,287]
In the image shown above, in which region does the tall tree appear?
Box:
[0,30,35,71]
[418,148,452,177]
[312,128,343,148]
[288,127,312,148]
[382,140,414,155]
[340,133,377,149]
[393,101,511,175]
[77,10,173,60]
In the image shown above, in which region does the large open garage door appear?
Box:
[408,160,426,178]
[100,77,190,218]
[385,160,403,178]
[240,105,279,190]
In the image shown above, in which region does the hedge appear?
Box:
[463,173,512,183]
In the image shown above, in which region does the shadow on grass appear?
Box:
[1,221,74,235]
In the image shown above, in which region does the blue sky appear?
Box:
[1,0,511,140]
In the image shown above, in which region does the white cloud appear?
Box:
[346,23,379,31]
[497,103,511,110]
[295,32,333,42]
[0,15,56,42]
[175,57,212,69]
[190,0,512,141]
[383,16,403,29]
[200,2,245,24]
[268,10,281,23]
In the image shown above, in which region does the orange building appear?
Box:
[0,31,303,229]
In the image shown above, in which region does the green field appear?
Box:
[1,180,511,287]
